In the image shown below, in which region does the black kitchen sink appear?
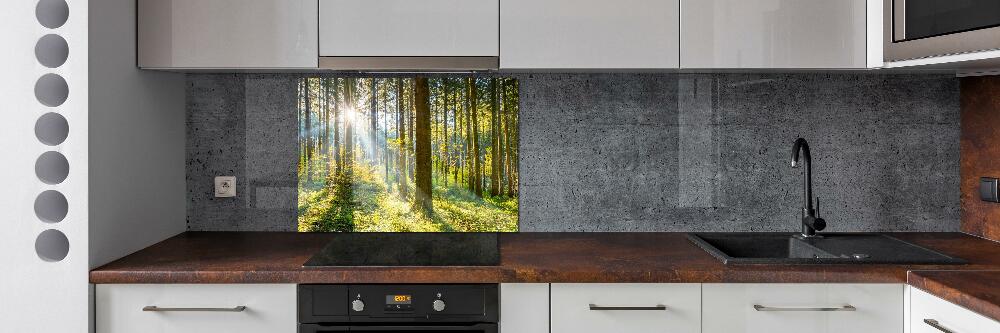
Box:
[687,233,966,265]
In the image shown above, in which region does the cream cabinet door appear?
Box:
[500,0,680,69]
[319,0,499,57]
[702,283,903,333]
[910,287,1000,333]
[550,283,700,333]
[96,284,297,333]
[680,0,869,68]
[500,283,549,333]
[138,0,318,69]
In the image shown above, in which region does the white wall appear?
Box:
[0,0,184,330]
[88,0,186,270]
[0,0,90,331]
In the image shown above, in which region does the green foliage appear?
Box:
[298,162,517,232]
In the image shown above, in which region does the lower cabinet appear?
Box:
[702,284,903,333]
[910,287,1000,333]
[96,282,998,333]
[96,284,297,333]
[500,283,549,333]
[550,283,702,333]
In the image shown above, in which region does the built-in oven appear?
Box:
[298,284,498,333]
[884,0,1000,61]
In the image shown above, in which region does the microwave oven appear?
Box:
[884,0,1000,62]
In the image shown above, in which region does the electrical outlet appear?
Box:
[215,176,236,198]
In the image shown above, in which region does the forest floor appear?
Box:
[298,163,518,232]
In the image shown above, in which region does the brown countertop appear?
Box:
[908,270,1000,322]
[91,232,1000,284]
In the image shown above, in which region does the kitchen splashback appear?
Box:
[186,73,960,232]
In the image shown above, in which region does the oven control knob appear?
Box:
[432,299,446,312]
[351,299,365,312]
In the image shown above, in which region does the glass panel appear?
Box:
[904,0,1000,40]
[297,77,519,232]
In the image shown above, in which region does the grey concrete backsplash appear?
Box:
[186,73,960,232]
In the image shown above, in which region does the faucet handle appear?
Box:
[815,196,820,218]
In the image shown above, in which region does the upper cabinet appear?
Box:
[135,0,883,70]
[318,0,499,70]
[500,0,680,69]
[137,0,318,69]
[680,0,876,69]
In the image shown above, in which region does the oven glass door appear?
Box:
[300,324,497,333]
[899,0,1000,41]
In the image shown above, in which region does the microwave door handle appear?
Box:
[893,0,906,41]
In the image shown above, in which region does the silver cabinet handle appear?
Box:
[924,319,955,333]
[142,306,247,312]
[753,304,856,312]
[589,304,667,311]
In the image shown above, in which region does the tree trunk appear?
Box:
[298,79,304,175]
[503,79,514,196]
[442,79,450,187]
[465,78,474,192]
[333,78,342,175]
[305,79,313,183]
[344,78,355,174]
[370,78,378,164]
[396,78,407,200]
[322,78,331,178]
[413,78,433,215]
[512,80,519,196]
[409,79,416,182]
[470,79,482,197]
[382,80,389,184]
[456,82,464,186]
[452,80,460,183]
[489,79,500,196]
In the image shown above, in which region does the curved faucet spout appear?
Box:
[791,138,824,237]
[791,138,813,211]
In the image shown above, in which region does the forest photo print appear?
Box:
[297,77,519,232]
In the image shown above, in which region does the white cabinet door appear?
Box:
[551,283,700,333]
[910,287,1000,333]
[319,0,499,57]
[680,0,868,68]
[702,283,903,333]
[501,0,680,69]
[500,283,548,333]
[138,0,318,69]
[96,284,297,333]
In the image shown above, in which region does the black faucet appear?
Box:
[791,138,826,238]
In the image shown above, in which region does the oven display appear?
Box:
[386,295,412,304]
[385,295,413,311]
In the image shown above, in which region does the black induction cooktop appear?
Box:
[303,233,500,267]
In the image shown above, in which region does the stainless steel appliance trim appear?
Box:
[142,305,247,312]
[923,319,956,333]
[588,304,667,311]
[753,304,856,312]
[318,56,498,71]
[884,0,1000,62]
[892,0,905,41]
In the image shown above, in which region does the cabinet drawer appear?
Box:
[551,283,700,333]
[702,283,903,333]
[96,284,296,333]
[910,287,1000,333]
